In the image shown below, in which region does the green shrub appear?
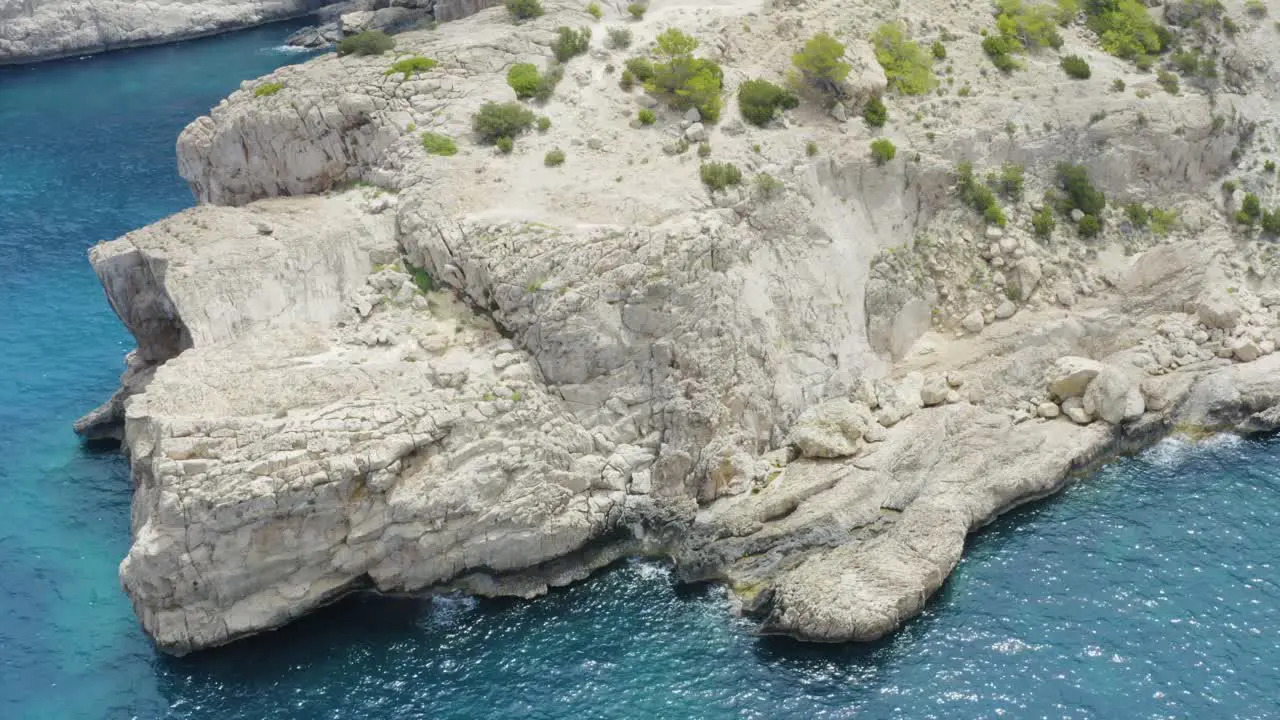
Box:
[627,2,647,19]
[473,101,536,143]
[619,69,636,90]
[607,26,633,49]
[1055,0,1080,24]
[956,161,1006,225]
[1112,78,1126,91]
[644,29,724,123]
[638,108,656,125]
[700,161,742,190]
[1157,69,1180,94]
[1149,207,1179,236]
[545,148,566,166]
[1061,54,1091,79]
[1032,206,1056,237]
[870,138,897,165]
[862,95,888,127]
[1261,209,1280,235]
[1124,202,1149,227]
[408,263,434,293]
[755,173,784,197]
[1266,160,1277,173]
[871,23,935,95]
[625,56,654,82]
[1077,214,1101,237]
[698,142,712,158]
[421,132,458,156]
[508,63,542,99]
[1055,162,1107,217]
[385,56,437,79]
[586,1,603,19]
[1246,0,1267,17]
[337,30,395,56]
[1223,179,1239,194]
[806,141,818,156]
[988,162,1025,200]
[254,81,284,97]
[552,26,592,63]
[737,78,798,126]
[496,136,514,154]
[982,34,1022,72]
[931,40,947,59]
[985,204,1009,227]
[1085,0,1168,62]
[505,0,545,21]
[995,0,1064,49]
[792,32,852,95]
[1239,192,1262,223]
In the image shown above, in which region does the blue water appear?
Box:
[1,25,1278,720]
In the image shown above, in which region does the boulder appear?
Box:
[1062,396,1093,424]
[995,300,1016,320]
[920,374,949,407]
[875,372,924,427]
[1046,356,1104,400]
[1037,402,1060,419]
[1193,292,1242,330]
[789,399,875,458]
[1010,257,1042,302]
[961,309,985,334]
[1232,338,1260,362]
[1082,365,1142,424]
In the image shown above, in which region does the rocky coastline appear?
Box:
[77,0,1280,654]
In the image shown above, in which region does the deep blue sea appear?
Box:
[1,23,1278,720]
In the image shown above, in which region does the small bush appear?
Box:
[586,1,603,19]
[1061,54,1091,79]
[545,148,566,166]
[644,29,724,123]
[737,78,798,126]
[1055,162,1106,217]
[627,2,647,19]
[254,81,284,97]
[870,138,897,165]
[638,108,656,125]
[1157,70,1180,94]
[1261,209,1280,236]
[1239,193,1263,224]
[862,96,888,128]
[625,57,655,82]
[607,26,633,49]
[931,40,947,59]
[619,69,636,90]
[698,142,712,158]
[871,23,934,95]
[473,101,536,143]
[1112,78,1126,92]
[421,132,458,156]
[956,161,1005,226]
[1124,202,1149,228]
[508,63,542,99]
[496,136,515,154]
[1246,0,1267,17]
[1149,207,1179,236]
[1266,160,1277,173]
[755,173,784,197]
[1223,179,1239,194]
[1085,0,1168,62]
[988,162,1025,200]
[792,32,852,95]
[700,161,742,190]
[538,116,553,132]
[552,26,592,63]
[1055,0,1080,24]
[337,30,395,57]
[1077,214,1101,237]
[1032,206,1056,238]
[806,141,818,156]
[385,56,437,79]
[506,0,545,21]
[982,34,1021,72]
[984,204,1008,227]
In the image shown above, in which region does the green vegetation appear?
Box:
[700,161,742,190]
[625,56,654,82]
[1032,205,1056,238]
[408,263,433,293]
[792,32,852,95]
[420,132,458,156]
[607,26,633,49]
[1149,207,1179,236]
[983,0,1065,72]
[956,161,1007,226]
[755,172,784,197]
[1266,160,1277,173]
[545,148,566,167]
[1236,193,1263,225]
[698,142,712,158]
[537,115,552,131]
[643,29,724,122]
[862,95,888,127]
[871,24,934,94]
[496,136,514,154]
[627,2,647,19]
[806,140,818,157]
[870,138,897,165]
[1246,0,1267,17]
[1112,78,1126,91]
[1157,69,1180,94]
[1084,0,1170,63]
[988,162,1025,201]
[254,81,284,97]
[507,63,542,99]
[737,78,798,126]
[1061,54,1091,79]
[505,0,544,21]
[931,40,947,59]
[1055,162,1107,217]
[586,1,603,19]
[619,69,636,90]
[638,108,657,125]
[552,26,592,63]
[473,101,536,143]
[1077,213,1102,237]
[1124,201,1149,228]
[982,33,1021,72]
[385,56,437,79]
[337,30,395,56]
[1223,179,1239,194]
[1055,0,1081,24]
[1262,209,1280,235]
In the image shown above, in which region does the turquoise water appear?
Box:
[2,25,1278,720]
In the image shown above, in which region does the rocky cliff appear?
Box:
[82,0,1280,653]
[0,0,341,64]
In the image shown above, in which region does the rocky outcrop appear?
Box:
[81,0,1280,654]
[0,0,344,65]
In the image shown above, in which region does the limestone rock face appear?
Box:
[0,1,346,65]
[789,399,874,458]
[1046,356,1104,400]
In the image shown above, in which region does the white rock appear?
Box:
[1232,338,1261,362]
[1037,402,1061,419]
[1082,365,1140,424]
[920,374,950,406]
[961,310,985,334]
[1046,356,1104,400]
[995,300,1016,320]
[1062,397,1093,424]
[684,123,707,142]
[789,399,874,458]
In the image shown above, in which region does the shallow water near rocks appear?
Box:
[1,23,1278,720]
